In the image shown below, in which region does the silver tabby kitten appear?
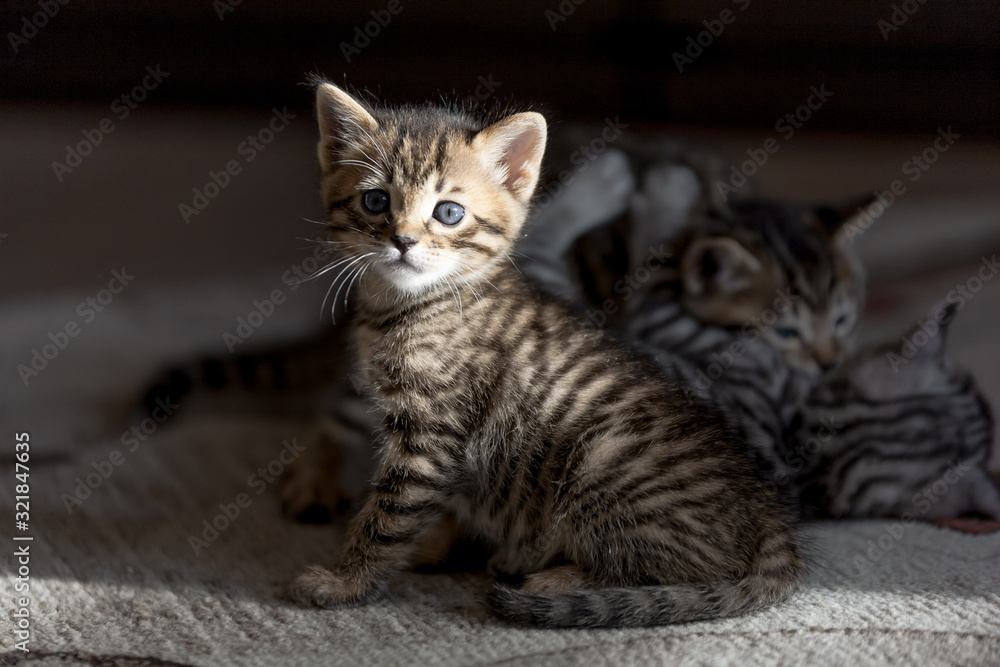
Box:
[792,303,1000,519]
[289,81,801,628]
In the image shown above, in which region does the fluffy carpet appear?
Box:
[2,271,999,667]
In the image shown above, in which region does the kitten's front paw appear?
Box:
[291,565,375,609]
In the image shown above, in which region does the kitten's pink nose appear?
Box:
[391,233,418,254]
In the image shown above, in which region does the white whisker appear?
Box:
[445,276,463,325]
[301,252,367,284]
[329,254,372,324]
[502,250,522,274]
[342,259,371,310]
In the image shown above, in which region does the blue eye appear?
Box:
[775,327,799,339]
[361,189,389,214]
[433,201,465,226]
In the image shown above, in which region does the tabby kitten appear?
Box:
[676,200,867,377]
[290,81,801,627]
[792,303,1000,519]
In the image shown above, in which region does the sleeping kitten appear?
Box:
[548,161,868,378]
[675,198,867,377]
[289,81,801,627]
[792,303,1000,519]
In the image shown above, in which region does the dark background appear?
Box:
[3,0,998,132]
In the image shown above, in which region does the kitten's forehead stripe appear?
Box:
[737,203,841,311]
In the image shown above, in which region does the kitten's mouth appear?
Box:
[391,256,418,270]
[384,254,423,275]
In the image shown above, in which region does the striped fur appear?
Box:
[289,81,801,627]
[792,304,1000,519]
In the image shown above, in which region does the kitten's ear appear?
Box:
[907,301,960,363]
[474,112,547,204]
[314,82,379,172]
[682,236,762,296]
[814,194,877,234]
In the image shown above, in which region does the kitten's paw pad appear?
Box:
[291,565,370,609]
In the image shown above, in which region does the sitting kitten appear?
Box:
[791,303,1000,519]
[289,81,801,628]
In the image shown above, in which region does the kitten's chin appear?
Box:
[376,259,449,296]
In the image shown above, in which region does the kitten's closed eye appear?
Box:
[775,327,799,339]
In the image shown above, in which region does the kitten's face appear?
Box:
[681,201,867,376]
[314,83,546,296]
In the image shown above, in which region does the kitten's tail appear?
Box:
[139,329,345,419]
[486,572,797,628]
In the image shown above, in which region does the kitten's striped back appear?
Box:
[792,304,1000,519]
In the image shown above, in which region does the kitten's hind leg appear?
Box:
[410,514,461,567]
[280,418,357,523]
[520,564,592,594]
